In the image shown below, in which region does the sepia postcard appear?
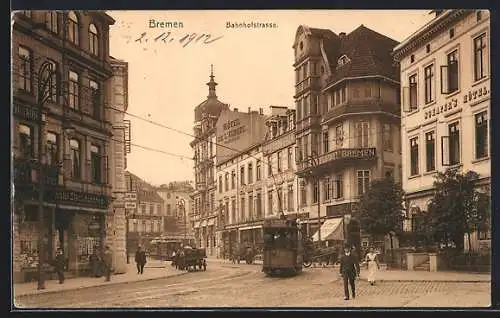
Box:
[11,9,492,309]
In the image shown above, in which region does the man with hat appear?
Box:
[339,245,360,300]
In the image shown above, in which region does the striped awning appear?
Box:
[312,217,344,242]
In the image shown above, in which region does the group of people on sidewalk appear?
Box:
[55,245,113,285]
[339,245,380,301]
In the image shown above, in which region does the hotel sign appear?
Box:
[216,119,246,144]
[463,86,489,104]
[319,147,376,165]
[424,86,489,120]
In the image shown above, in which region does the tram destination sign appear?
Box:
[319,147,376,165]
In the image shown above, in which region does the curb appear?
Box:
[14,271,189,298]
[361,279,490,283]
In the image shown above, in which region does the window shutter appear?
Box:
[441,136,450,166]
[440,65,449,94]
[402,86,410,112]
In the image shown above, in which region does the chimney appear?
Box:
[248,107,251,113]
[339,32,346,39]
[259,108,263,115]
[233,108,238,112]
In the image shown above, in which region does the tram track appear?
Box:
[17,267,258,308]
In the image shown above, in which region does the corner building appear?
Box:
[190,68,229,256]
[293,25,402,246]
[12,11,115,281]
[393,10,491,252]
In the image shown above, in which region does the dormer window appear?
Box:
[337,55,351,67]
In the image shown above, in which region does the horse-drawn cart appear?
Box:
[303,245,339,268]
[177,246,207,272]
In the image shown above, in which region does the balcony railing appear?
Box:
[14,157,59,186]
[295,76,320,96]
[296,114,321,132]
[13,103,41,122]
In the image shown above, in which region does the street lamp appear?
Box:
[177,198,186,244]
[35,61,56,290]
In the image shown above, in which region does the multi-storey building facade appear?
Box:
[12,11,116,281]
[155,182,194,243]
[107,57,131,273]
[293,25,402,247]
[124,172,164,254]
[189,67,229,256]
[393,10,491,252]
[215,107,267,258]
[261,106,300,221]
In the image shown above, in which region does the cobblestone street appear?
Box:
[14,261,491,308]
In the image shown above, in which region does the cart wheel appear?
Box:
[303,260,312,268]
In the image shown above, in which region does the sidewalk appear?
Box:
[309,265,491,282]
[14,260,187,298]
[357,269,491,282]
[207,257,490,282]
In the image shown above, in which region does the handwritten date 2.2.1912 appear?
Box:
[133,32,223,47]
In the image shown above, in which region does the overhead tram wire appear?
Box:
[106,105,289,217]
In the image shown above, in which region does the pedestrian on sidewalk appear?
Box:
[54,248,66,284]
[365,247,380,285]
[339,245,360,301]
[89,247,101,277]
[135,246,147,274]
[103,245,113,282]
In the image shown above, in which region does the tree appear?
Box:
[426,169,490,253]
[358,176,405,261]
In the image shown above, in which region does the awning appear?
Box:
[208,218,216,226]
[312,217,344,242]
[193,221,201,228]
[201,220,208,227]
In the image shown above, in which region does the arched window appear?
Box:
[89,24,99,55]
[69,139,81,179]
[67,11,79,45]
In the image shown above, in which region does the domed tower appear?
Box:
[190,66,229,257]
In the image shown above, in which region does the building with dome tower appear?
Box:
[189,66,230,256]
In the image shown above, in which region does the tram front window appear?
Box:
[263,228,297,250]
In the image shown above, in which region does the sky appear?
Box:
[108,10,434,186]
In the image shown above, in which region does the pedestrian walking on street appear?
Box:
[54,248,66,284]
[339,245,360,300]
[365,247,380,285]
[103,245,113,282]
[135,246,147,274]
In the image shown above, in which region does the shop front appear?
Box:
[13,185,110,282]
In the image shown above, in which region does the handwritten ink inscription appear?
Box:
[132,31,223,48]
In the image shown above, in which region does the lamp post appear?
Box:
[308,151,321,243]
[177,198,186,244]
[36,61,56,290]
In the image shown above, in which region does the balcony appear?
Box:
[13,103,41,122]
[297,147,377,177]
[295,114,321,132]
[14,157,59,187]
[295,76,320,97]
[322,100,400,125]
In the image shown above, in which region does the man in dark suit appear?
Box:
[339,245,360,300]
[135,246,147,274]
